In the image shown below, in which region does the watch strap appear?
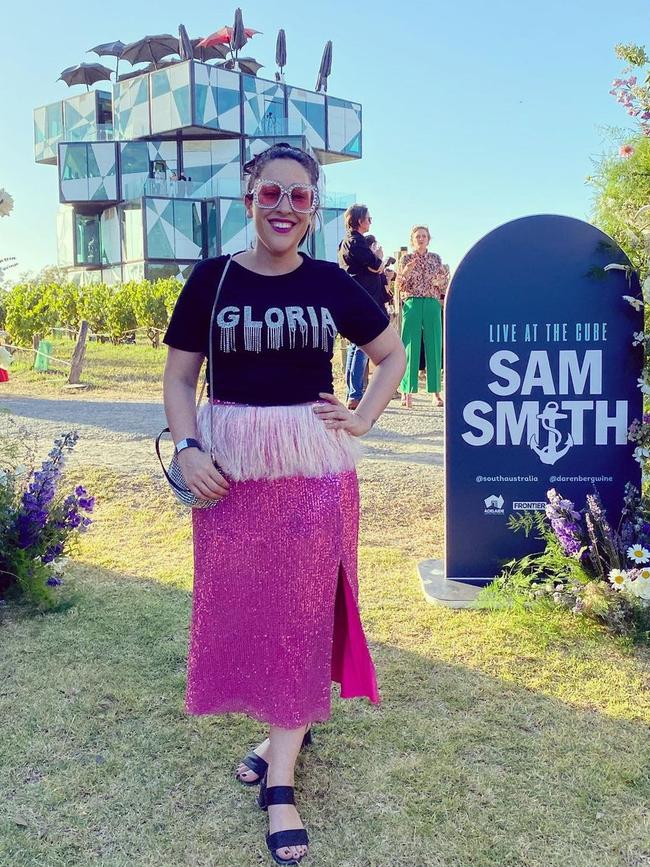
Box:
[175,437,202,455]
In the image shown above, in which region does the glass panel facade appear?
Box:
[182,139,241,199]
[114,75,151,139]
[150,62,192,134]
[242,75,285,137]
[100,207,121,265]
[64,91,98,142]
[75,213,101,265]
[145,198,202,260]
[121,203,144,261]
[193,63,241,132]
[56,207,75,266]
[34,102,64,162]
[327,97,362,156]
[59,143,117,203]
[286,87,326,150]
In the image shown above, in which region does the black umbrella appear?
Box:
[231,8,248,60]
[275,29,286,75]
[121,34,179,69]
[178,24,194,61]
[236,57,264,76]
[58,62,114,91]
[190,37,229,63]
[315,40,333,92]
[88,40,125,79]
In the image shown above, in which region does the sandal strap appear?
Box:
[267,829,309,850]
[240,752,268,778]
[265,785,296,806]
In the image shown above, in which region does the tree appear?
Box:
[4,283,58,345]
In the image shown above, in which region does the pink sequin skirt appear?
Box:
[185,402,380,728]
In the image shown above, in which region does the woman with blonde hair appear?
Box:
[395,225,449,408]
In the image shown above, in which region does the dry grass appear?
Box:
[2,468,649,866]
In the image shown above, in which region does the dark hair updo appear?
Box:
[243,142,320,196]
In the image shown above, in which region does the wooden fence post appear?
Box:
[68,320,88,385]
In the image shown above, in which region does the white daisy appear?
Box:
[608,569,628,590]
[627,545,650,564]
[637,567,650,581]
[637,376,650,395]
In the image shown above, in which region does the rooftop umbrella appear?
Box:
[275,29,286,75]
[231,8,247,60]
[178,24,194,61]
[235,57,264,75]
[190,37,229,62]
[88,39,125,78]
[197,24,261,62]
[120,34,179,69]
[315,40,332,92]
[58,62,114,91]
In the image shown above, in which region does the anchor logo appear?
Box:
[528,401,574,465]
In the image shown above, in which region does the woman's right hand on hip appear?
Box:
[178,449,230,500]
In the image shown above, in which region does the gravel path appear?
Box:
[0,393,443,475]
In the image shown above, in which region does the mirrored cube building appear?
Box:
[34,60,362,284]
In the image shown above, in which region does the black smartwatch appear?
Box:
[175,437,202,455]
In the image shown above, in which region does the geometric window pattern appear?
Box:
[286,87,326,150]
[193,63,241,133]
[63,91,102,143]
[151,63,192,135]
[34,101,64,164]
[313,208,346,262]
[121,203,144,262]
[243,135,312,165]
[145,198,202,260]
[114,75,151,139]
[219,198,251,255]
[182,139,241,199]
[56,206,75,267]
[242,74,286,137]
[101,265,124,285]
[100,207,121,265]
[59,142,118,202]
[327,97,362,157]
[120,140,179,200]
[145,262,196,282]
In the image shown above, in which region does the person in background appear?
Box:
[338,205,386,409]
[395,225,449,408]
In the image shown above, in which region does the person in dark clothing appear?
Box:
[338,205,386,408]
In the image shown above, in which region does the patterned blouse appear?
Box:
[395,251,450,300]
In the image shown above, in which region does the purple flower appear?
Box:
[46,576,62,587]
[546,489,583,556]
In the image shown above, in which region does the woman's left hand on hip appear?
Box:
[313,393,372,436]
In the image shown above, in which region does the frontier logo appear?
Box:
[484,494,505,515]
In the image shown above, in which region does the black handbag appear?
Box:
[155,256,232,508]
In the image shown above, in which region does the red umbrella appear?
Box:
[197,25,261,49]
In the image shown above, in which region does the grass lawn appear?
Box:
[4,337,167,401]
[1,467,649,866]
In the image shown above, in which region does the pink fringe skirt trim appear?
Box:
[196,400,361,481]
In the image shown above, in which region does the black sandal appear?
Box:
[235,728,313,787]
[258,777,309,865]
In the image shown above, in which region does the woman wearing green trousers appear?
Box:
[395,226,450,408]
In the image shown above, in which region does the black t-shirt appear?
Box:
[163,254,389,406]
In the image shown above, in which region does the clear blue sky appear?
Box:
[0,0,647,275]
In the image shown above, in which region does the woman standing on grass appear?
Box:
[162,143,405,865]
[396,226,449,408]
